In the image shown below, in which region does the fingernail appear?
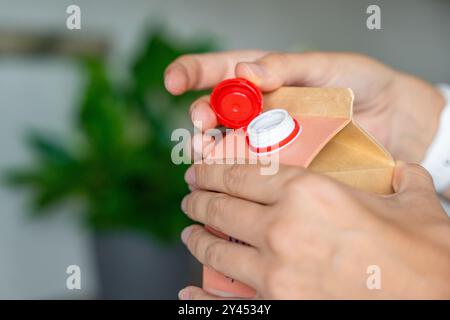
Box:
[191,105,205,129]
[164,73,171,90]
[184,166,196,185]
[164,72,176,92]
[191,101,214,130]
[191,107,201,128]
[245,62,266,78]
[181,195,188,214]
[192,133,204,155]
[178,288,190,300]
[181,226,193,244]
[164,69,185,95]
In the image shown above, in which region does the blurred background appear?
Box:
[0,0,449,299]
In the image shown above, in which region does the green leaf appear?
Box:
[78,58,126,157]
[26,132,75,165]
[3,28,216,243]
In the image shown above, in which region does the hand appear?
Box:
[177,162,450,299]
[164,51,445,163]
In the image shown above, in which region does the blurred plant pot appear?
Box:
[93,231,201,299]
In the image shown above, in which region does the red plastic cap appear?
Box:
[210,78,263,129]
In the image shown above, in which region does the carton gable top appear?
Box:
[264,87,395,194]
[264,87,354,119]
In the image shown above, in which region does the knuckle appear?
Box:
[204,241,223,268]
[301,173,325,190]
[265,220,289,254]
[223,164,246,194]
[186,191,200,215]
[284,173,319,196]
[172,54,200,79]
[187,228,203,256]
[284,176,303,194]
[259,52,289,74]
[195,165,208,187]
[314,176,339,195]
[287,173,337,199]
[301,51,334,85]
[206,195,228,228]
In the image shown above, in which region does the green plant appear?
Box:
[4,30,214,243]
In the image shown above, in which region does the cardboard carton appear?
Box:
[264,87,395,194]
[203,86,395,298]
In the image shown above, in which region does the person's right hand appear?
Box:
[164,51,445,163]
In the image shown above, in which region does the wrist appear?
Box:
[443,188,450,201]
[389,72,445,162]
[421,84,450,194]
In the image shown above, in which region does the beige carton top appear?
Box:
[263,87,354,119]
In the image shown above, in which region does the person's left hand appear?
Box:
[177,161,450,300]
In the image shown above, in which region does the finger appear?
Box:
[181,225,262,290]
[191,132,215,162]
[189,95,218,131]
[179,286,232,300]
[235,51,333,91]
[182,191,266,246]
[164,50,267,95]
[392,161,436,194]
[184,163,302,204]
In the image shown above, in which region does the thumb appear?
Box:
[392,161,436,194]
[234,52,332,91]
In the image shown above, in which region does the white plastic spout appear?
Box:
[247,109,298,151]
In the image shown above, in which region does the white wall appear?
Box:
[1,0,449,81]
[0,59,98,298]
